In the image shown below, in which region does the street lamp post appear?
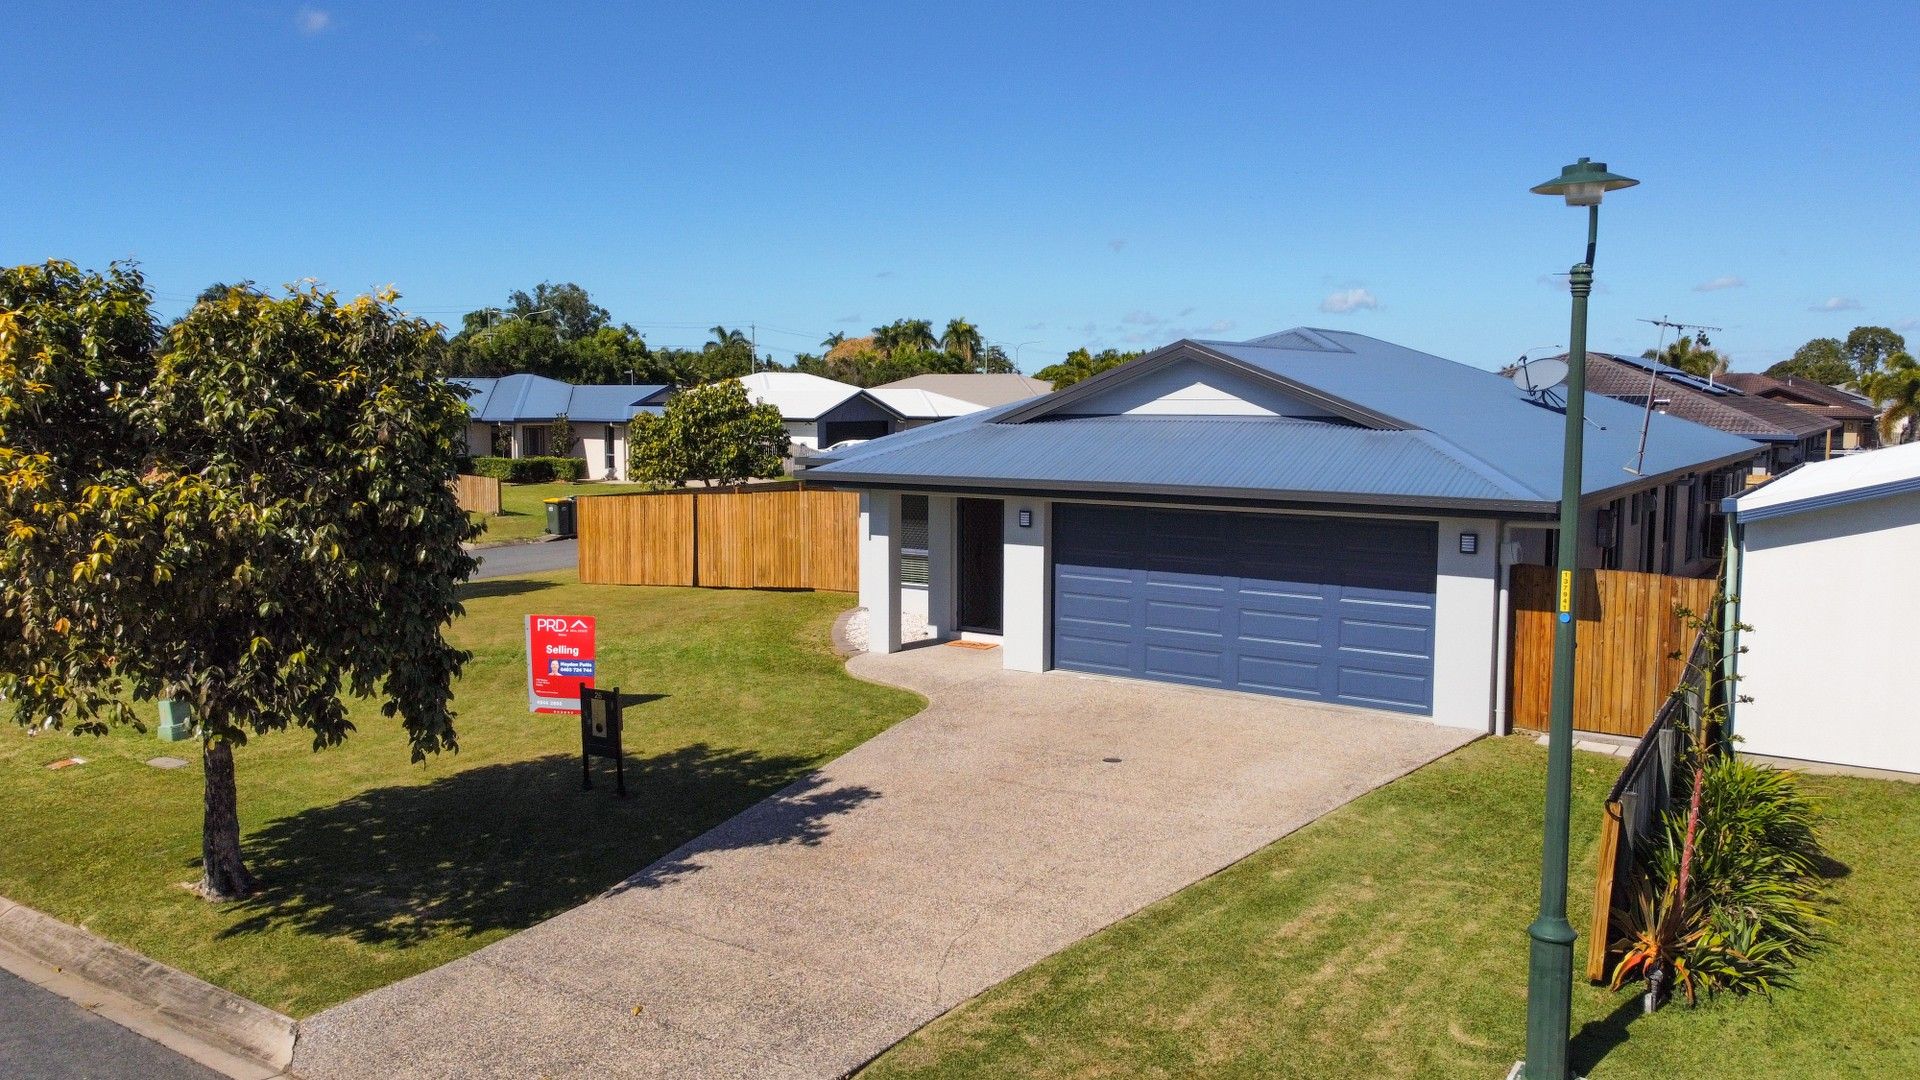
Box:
[1519,158,1638,1080]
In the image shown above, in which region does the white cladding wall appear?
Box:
[1733,495,1920,773]
[577,425,630,481]
[1432,516,1501,731]
[1059,358,1331,417]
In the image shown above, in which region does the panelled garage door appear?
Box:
[1052,505,1438,714]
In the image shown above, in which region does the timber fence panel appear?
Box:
[576,493,695,585]
[575,488,858,592]
[1510,565,1717,737]
[453,474,502,516]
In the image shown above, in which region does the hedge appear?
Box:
[468,456,587,483]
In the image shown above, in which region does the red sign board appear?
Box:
[526,614,596,713]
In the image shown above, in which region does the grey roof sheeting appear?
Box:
[804,328,1763,513]
[1578,353,1838,442]
[451,375,670,423]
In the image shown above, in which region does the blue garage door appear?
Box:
[1053,505,1437,714]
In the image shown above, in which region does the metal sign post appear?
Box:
[579,684,626,797]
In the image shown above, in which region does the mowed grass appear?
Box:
[0,574,919,1016]
[865,737,1920,1079]
[470,480,654,543]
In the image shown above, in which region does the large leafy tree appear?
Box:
[0,262,476,900]
[629,379,789,487]
[447,282,680,384]
[1765,327,1908,388]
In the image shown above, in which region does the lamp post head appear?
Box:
[1531,157,1639,207]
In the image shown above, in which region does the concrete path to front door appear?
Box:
[294,643,1479,1080]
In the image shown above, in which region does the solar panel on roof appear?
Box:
[1610,353,1740,396]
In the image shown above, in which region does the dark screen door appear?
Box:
[957,498,1003,633]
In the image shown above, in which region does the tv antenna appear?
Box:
[1626,316,1723,474]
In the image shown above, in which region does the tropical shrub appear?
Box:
[1612,748,1825,1004]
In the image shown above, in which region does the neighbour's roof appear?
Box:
[804,328,1763,515]
[1579,353,1839,442]
[866,386,984,420]
[737,371,875,420]
[450,375,670,423]
[1727,441,1920,522]
[872,373,1054,407]
[1718,372,1879,420]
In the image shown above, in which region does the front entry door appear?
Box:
[957,498,1004,633]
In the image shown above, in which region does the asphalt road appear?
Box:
[0,969,218,1080]
[470,537,576,580]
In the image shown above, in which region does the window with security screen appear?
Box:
[901,495,929,586]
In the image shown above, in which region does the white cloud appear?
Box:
[1203,319,1235,333]
[295,7,332,34]
[1318,287,1378,315]
[1693,275,1745,292]
[1810,296,1862,312]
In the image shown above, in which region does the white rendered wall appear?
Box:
[858,491,902,654]
[466,423,493,458]
[1733,495,1920,773]
[1001,498,1052,671]
[1431,517,1502,731]
[1059,359,1328,417]
[785,421,819,450]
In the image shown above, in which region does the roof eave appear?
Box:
[797,469,1552,518]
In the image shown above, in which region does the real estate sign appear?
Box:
[526,614,596,713]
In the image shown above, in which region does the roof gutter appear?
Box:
[1724,473,1920,524]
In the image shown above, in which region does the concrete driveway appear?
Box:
[295,642,1478,1079]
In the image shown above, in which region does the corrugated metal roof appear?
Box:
[1729,441,1920,522]
[806,329,1765,510]
[866,386,983,419]
[811,414,1534,507]
[738,372,866,420]
[873,373,1054,406]
[1581,353,1838,441]
[447,376,669,423]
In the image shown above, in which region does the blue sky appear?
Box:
[7,2,1915,371]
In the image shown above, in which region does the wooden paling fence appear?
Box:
[452,474,502,516]
[577,486,859,592]
[1509,565,1717,737]
[1586,630,1715,982]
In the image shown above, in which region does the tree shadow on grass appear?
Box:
[458,577,560,601]
[218,744,877,947]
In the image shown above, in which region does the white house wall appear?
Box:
[1059,358,1333,418]
[1733,494,1920,774]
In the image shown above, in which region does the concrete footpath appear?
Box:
[296,643,1478,1079]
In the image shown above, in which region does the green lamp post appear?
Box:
[1518,157,1638,1080]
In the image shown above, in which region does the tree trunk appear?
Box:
[199,739,258,900]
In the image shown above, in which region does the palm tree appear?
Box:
[821,331,847,351]
[942,318,983,369]
[900,318,937,353]
[1863,352,1920,444]
[1641,332,1727,379]
[707,325,749,350]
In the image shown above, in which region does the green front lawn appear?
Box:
[866,738,1920,1079]
[0,574,918,1016]
[470,480,654,544]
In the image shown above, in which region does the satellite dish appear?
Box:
[1511,357,1569,396]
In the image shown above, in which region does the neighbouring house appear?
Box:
[871,372,1055,407]
[1723,441,1920,774]
[737,371,907,452]
[1718,372,1881,454]
[1574,352,1840,476]
[803,328,1762,730]
[451,374,672,480]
